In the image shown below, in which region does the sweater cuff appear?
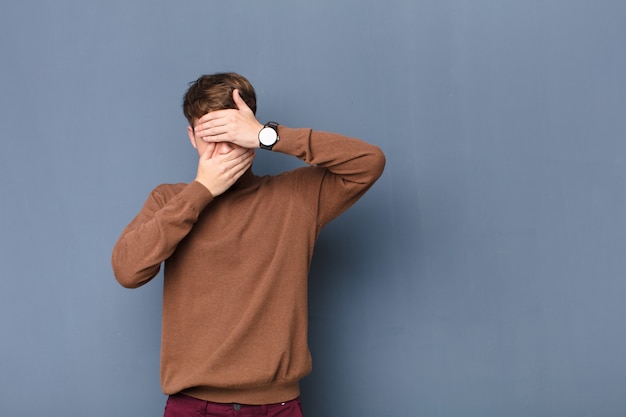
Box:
[272,126,311,156]
[178,180,214,214]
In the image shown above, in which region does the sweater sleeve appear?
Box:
[272,126,386,227]
[111,181,214,288]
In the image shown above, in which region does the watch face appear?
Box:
[259,127,277,146]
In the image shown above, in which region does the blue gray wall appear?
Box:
[1,1,625,416]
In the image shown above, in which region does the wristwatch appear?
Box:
[258,121,280,150]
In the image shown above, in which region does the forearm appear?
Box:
[273,126,386,186]
[272,126,385,225]
[111,181,213,288]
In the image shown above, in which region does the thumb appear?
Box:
[233,89,251,113]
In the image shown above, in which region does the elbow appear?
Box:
[373,146,386,179]
[111,252,156,289]
[364,145,386,184]
[112,263,142,289]
[114,272,145,289]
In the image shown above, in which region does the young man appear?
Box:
[112,73,385,417]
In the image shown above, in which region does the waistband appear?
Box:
[168,393,300,414]
[180,380,300,405]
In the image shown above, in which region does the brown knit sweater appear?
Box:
[111,126,385,404]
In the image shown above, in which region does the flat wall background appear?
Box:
[1,1,625,416]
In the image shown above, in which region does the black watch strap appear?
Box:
[259,121,280,150]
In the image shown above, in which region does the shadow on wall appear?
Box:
[300,194,411,415]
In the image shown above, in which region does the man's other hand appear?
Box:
[195,142,255,197]
[194,89,264,149]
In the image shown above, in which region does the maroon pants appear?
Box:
[164,393,304,417]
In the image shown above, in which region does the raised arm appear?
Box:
[274,127,386,226]
[193,89,385,225]
[111,182,213,288]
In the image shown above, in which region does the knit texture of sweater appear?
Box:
[112,126,385,404]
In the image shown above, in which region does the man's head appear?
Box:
[183,72,257,130]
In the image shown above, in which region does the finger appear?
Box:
[219,147,251,163]
[237,150,255,169]
[198,117,238,140]
[196,110,232,129]
[200,142,216,159]
[238,148,256,162]
[218,149,254,171]
[231,153,254,177]
[201,132,231,144]
[199,132,221,143]
[233,89,251,113]
[197,124,230,142]
[195,118,228,136]
[197,109,226,122]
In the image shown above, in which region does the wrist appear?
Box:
[258,121,280,150]
[194,178,212,193]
